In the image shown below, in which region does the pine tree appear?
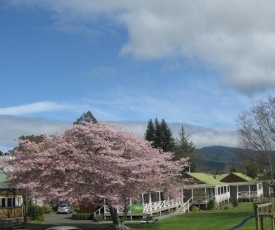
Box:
[154,118,163,149]
[160,119,175,152]
[144,119,155,143]
[144,118,174,152]
[74,111,97,125]
[173,126,196,171]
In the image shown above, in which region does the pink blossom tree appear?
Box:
[2,122,189,229]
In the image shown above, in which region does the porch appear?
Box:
[231,183,263,200]
[94,196,192,218]
[184,185,230,206]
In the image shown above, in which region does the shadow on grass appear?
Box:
[23,223,111,230]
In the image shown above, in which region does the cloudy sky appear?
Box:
[1,0,275,151]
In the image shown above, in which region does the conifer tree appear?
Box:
[144,119,155,143]
[154,118,163,148]
[172,126,196,171]
[74,111,97,125]
[160,119,175,152]
[144,118,174,152]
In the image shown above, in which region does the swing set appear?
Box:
[253,197,275,230]
[228,197,275,230]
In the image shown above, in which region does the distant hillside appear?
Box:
[195,146,242,171]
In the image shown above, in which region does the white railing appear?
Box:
[193,196,210,204]
[104,205,125,213]
[94,204,125,217]
[177,197,193,213]
[238,191,258,198]
[215,192,230,203]
[193,192,230,205]
[143,197,184,213]
[94,205,105,216]
[94,197,185,216]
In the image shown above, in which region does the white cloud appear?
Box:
[0,116,237,151]
[115,121,238,149]
[0,115,72,149]
[7,0,275,93]
[84,77,255,128]
[0,101,75,115]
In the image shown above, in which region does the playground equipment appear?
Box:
[253,197,275,230]
[228,197,275,230]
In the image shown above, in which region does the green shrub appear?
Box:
[36,214,44,222]
[72,213,93,220]
[28,204,44,222]
[94,214,104,222]
[207,199,216,210]
[42,204,53,213]
[191,205,200,211]
[223,205,230,210]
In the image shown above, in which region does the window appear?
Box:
[0,197,22,208]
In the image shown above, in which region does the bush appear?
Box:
[207,199,216,210]
[72,213,93,220]
[42,204,53,213]
[94,214,105,222]
[191,205,200,211]
[28,204,44,222]
[223,205,230,210]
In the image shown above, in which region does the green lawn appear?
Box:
[125,202,261,230]
[22,202,273,230]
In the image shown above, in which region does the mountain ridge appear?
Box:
[195,145,242,171]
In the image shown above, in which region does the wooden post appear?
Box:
[254,202,259,230]
[272,197,275,230]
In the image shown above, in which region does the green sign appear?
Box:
[130,204,144,213]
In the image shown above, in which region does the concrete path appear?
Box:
[157,211,186,220]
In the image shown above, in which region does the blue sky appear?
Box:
[1,0,275,150]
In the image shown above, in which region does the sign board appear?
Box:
[130,204,144,213]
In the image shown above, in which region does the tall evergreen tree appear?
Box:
[160,119,175,152]
[144,119,155,143]
[74,111,97,125]
[154,118,163,149]
[144,118,174,152]
[172,126,196,171]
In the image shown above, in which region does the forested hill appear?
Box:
[195,146,242,171]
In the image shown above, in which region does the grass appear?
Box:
[21,202,273,230]
[125,202,259,230]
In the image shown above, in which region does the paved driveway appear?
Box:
[43,212,94,225]
[26,212,106,230]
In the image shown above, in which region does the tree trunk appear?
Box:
[120,203,129,225]
[109,205,125,230]
[23,193,27,223]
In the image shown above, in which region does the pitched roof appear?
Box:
[185,172,226,186]
[232,172,253,182]
[220,172,255,183]
[215,174,228,181]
